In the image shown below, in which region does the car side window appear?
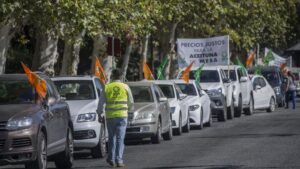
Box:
[253,77,260,88]
[237,68,243,80]
[153,85,161,100]
[45,80,56,99]
[94,78,104,97]
[259,78,267,88]
[220,70,226,81]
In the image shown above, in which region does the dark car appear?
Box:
[249,66,286,107]
[0,74,73,169]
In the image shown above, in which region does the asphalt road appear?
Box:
[2,100,300,169]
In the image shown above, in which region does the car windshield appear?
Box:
[224,70,237,81]
[129,86,153,102]
[54,80,96,100]
[199,70,220,82]
[176,83,197,96]
[261,71,280,87]
[0,80,37,104]
[158,85,175,98]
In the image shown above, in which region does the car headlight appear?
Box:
[7,117,33,130]
[77,113,97,122]
[189,105,200,111]
[207,88,222,97]
[170,107,176,114]
[134,112,155,120]
[274,87,280,95]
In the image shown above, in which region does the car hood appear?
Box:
[0,104,41,121]
[131,102,156,113]
[200,83,222,90]
[66,100,98,118]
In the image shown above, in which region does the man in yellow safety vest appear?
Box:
[105,69,133,167]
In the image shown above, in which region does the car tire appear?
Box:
[234,95,243,117]
[151,119,162,144]
[91,123,107,158]
[54,127,73,169]
[204,109,212,127]
[218,101,227,122]
[267,97,276,112]
[227,97,234,120]
[162,116,173,141]
[173,113,182,136]
[245,95,254,116]
[182,113,190,133]
[25,131,47,169]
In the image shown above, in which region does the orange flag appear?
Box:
[246,49,256,68]
[95,57,107,84]
[21,62,47,98]
[280,63,287,71]
[143,63,154,80]
[182,61,195,83]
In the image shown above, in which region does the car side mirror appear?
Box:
[159,97,168,102]
[240,77,248,83]
[255,85,262,90]
[223,78,231,83]
[179,93,187,100]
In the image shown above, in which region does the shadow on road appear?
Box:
[191,133,300,139]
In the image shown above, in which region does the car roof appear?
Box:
[248,66,281,72]
[201,66,221,71]
[150,80,176,85]
[173,79,196,84]
[52,75,97,81]
[126,81,154,87]
[0,73,50,81]
[218,65,240,70]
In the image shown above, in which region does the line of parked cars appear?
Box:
[0,64,288,169]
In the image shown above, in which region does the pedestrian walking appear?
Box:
[105,69,133,167]
[285,71,296,109]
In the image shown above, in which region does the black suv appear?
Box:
[0,74,73,169]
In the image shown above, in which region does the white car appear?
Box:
[196,66,234,121]
[219,65,254,117]
[52,76,107,158]
[154,80,190,135]
[175,80,212,129]
[251,75,276,112]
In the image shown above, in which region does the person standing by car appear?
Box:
[105,69,133,167]
[286,71,296,109]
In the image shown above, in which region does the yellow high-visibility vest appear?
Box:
[105,81,129,118]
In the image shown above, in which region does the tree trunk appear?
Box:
[139,34,150,80]
[121,38,133,81]
[165,22,178,79]
[60,30,85,75]
[91,35,104,74]
[0,22,15,74]
[32,31,59,76]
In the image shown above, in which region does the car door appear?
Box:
[196,83,210,123]
[45,80,66,154]
[174,85,188,124]
[220,69,230,106]
[259,77,269,108]
[238,68,249,105]
[252,77,263,109]
[153,85,169,132]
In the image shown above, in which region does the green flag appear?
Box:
[263,50,274,65]
[235,57,246,71]
[157,57,169,80]
[254,65,262,75]
[194,63,205,86]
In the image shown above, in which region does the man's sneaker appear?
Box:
[106,159,116,167]
[117,163,125,167]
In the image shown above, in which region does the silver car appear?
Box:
[126,82,172,144]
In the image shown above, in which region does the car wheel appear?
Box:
[25,131,47,169]
[218,101,227,122]
[204,109,212,127]
[182,113,190,133]
[267,97,276,112]
[151,118,162,144]
[54,127,73,169]
[227,97,234,119]
[91,123,107,158]
[245,95,253,115]
[162,116,173,140]
[234,95,243,117]
[173,113,182,136]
